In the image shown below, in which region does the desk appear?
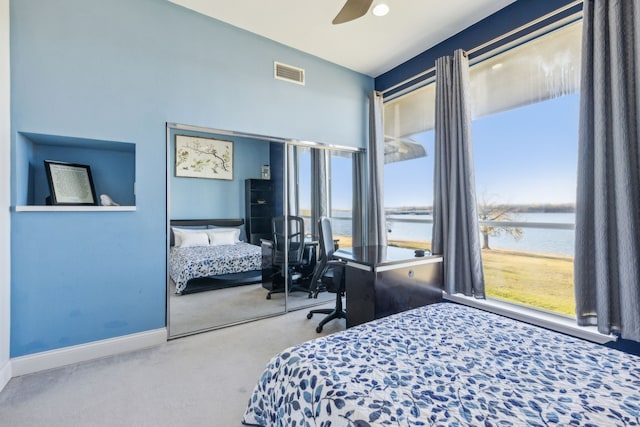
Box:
[334,245,443,328]
[260,240,318,292]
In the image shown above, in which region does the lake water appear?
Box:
[331,212,575,257]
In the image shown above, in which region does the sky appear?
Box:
[384,93,580,208]
[298,92,580,211]
[298,150,354,211]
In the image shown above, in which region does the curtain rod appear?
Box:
[380,0,583,96]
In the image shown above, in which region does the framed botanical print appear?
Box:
[175,135,233,180]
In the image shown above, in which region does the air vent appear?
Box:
[274,62,305,85]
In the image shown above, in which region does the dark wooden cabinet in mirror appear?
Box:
[245,179,274,245]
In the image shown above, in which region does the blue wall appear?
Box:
[169,128,272,219]
[10,0,372,357]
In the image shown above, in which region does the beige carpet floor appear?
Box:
[169,280,335,337]
[0,301,345,427]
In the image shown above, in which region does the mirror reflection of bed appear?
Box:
[166,125,338,338]
[168,217,333,336]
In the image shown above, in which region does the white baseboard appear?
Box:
[0,359,11,392]
[11,328,167,378]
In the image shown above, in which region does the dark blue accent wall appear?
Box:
[382,2,640,355]
[375,0,580,92]
[605,338,640,356]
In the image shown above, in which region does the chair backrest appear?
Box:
[272,215,305,266]
[309,216,343,293]
[318,216,335,261]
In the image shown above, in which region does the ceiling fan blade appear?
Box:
[332,0,374,25]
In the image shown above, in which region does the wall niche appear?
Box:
[15,132,136,211]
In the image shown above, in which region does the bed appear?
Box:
[242,302,640,426]
[169,219,263,295]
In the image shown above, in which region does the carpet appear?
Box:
[0,301,345,427]
[169,280,334,337]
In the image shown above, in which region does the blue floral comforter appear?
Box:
[242,303,640,426]
[169,243,262,294]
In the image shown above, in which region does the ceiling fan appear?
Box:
[333,0,374,25]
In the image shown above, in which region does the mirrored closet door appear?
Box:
[166,124,365,338]
[166,124,288,337]
[282,144,362,313]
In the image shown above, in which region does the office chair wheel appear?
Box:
[316,325,323,333]
[306,312,313,319]
[266,294,271,300]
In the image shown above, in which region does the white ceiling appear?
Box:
[167,0,516,77]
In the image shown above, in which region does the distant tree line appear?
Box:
[385,203,575,215]
[509,203,575,213]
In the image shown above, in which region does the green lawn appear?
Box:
[482,249,575,316]
[334,236,576,317]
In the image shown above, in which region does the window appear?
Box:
[293,146,355,246]
[296,146,312,232]
[329,150,354,247]
[381,19,582,316]
[470,21,581,316]
[383,83,435,251]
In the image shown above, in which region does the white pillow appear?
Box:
[173,229,209,248]
[207,229,239,246]
[172,227,206,246]
[208,229,240,246]
[178,232,210,248]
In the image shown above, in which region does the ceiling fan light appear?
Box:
[372,3,390,17]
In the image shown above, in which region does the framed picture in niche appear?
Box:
[175,135,234,180]
[44,160,98,206]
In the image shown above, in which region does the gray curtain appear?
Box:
[431,49,485,297]
[351,152,366,248]
[574,0,640,341]
[310,148,329,240]
[287,144,299,216]
[367,91,388,246]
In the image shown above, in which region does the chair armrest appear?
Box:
[326,259,346,267]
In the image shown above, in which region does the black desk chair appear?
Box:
[267,215,311,299]
[307,217,346,332]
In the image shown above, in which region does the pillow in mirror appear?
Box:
[208,224,247,242]
[207,228,240,246]
[172,227,209,247]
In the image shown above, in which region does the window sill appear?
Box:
[444,293,616,344]
[14,205,136,212]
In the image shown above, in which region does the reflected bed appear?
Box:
[242,302,640,426]
[169,219,262,295]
